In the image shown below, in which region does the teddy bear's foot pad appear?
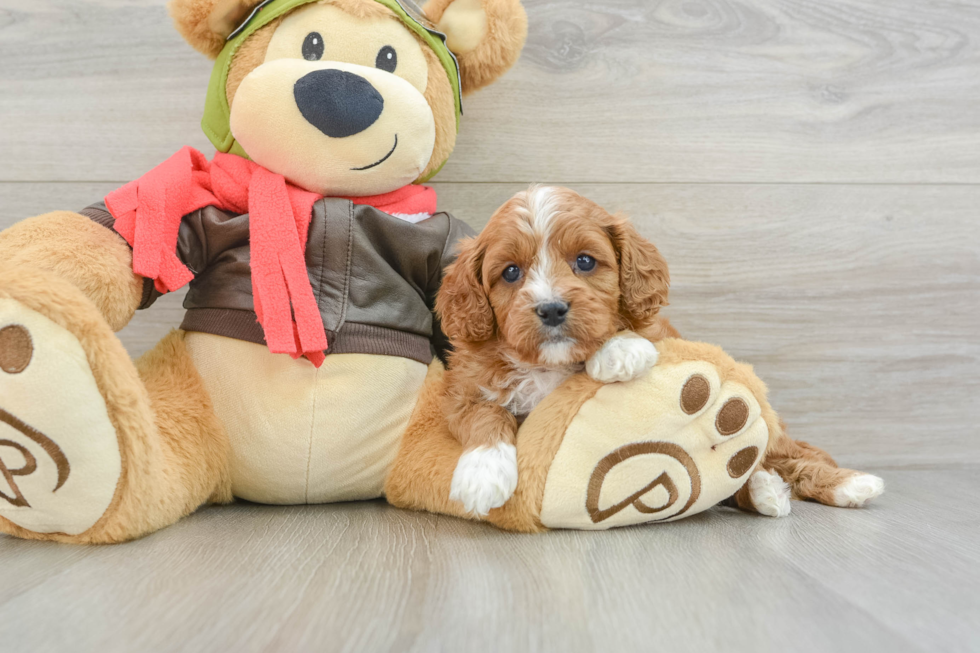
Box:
[0,298,121,535]
[539,356,770,529]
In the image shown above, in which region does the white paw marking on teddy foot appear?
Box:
[586,334,659,384]
[449,443,518,516]
[834,473,884,508]
[0,298,121,535]
[748,470,792,518]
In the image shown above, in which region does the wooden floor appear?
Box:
[1,0,978,651]
[0,469,977,653]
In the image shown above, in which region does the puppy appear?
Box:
[435,186,678,515]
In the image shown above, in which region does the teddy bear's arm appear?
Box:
[0,211,143,331]
[81,201,243,311]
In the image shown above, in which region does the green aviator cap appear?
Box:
[200,0,463,181]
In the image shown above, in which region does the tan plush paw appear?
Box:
[0,298,120,535]
[586,333,659,384]
[538,353,770,529]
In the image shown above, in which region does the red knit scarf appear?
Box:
[105,146,437,367]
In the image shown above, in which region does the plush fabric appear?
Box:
[434,0,486,54]
[230,56,438,195]
[199,0,462,156]
[217,4,459,185]
[186,333,427,504]
[0,268,231,544]
[424,0,527,94]
[0,212,143,332]
[538,355,769,529]
[105,147,437,365]
[0,298,121,535]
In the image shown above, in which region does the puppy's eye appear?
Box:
[575,254,597,272]
[303,32,324,61]
[501,265,522,283]
[376,45,397,73]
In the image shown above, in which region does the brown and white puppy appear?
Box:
[437,187,887,518]
[436,186,678,515]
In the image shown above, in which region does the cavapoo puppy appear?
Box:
[436,186,679,515]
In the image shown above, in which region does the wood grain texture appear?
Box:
[0,468,976,653]
[0,0,979,183]
[3,181,977,467]
[1,1,978,650]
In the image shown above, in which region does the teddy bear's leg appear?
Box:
[0,264,231,544]
[386,338,787,531]
[727,432,884,511]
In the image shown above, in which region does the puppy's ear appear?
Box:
[436,237,495,343]
[424,0,528,93]
[169,0,264,58]
[608,216,670,328]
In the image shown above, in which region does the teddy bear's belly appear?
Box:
[184,333,428,504]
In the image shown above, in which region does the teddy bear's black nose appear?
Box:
[293,69,384,138]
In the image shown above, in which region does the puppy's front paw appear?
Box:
[449,443,518,516]
[586,334,659,383]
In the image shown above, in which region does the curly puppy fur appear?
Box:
[437,186,677,456]
[437,186,879,517]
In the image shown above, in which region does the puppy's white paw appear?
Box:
[586,334,659,384]
[449,443,518,516]
[748,469,792,518]
[834,473,884,508]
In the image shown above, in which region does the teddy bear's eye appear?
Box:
[376,45,397,73]
[302,32,324,61]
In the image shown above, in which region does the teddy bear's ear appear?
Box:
[168,0,265,58]
[424,0,527,94]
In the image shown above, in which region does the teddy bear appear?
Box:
[0,0,880,544]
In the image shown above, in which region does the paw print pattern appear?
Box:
[540,356,771,530]
[0,298,121,536]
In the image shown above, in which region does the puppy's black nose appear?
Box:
[536,301,569,327]
[294,69,384,138]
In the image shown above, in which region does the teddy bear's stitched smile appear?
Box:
[351,134,399,171]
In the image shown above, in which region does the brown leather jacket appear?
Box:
[82,199,474,364]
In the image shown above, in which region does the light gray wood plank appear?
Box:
[770,469,980,651]
[0,468,976,653]
[2,181,977,466]
[1,0,979,184]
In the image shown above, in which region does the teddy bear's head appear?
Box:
[169,0,526,196]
